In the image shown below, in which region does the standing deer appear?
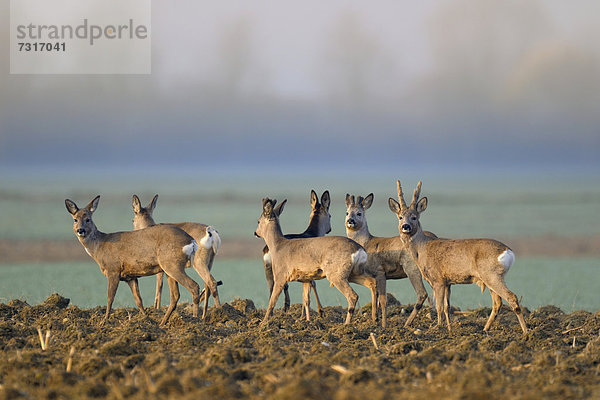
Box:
[263,190,330,318]
[65,196,201,326]
[388,180,528,334]
[345,193,436,328]
[255,198,383,326]
[132,194,221,319]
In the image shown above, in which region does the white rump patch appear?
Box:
[498,249,515,270]
[182,241,198,257]
[200,226,221,254]
[351,248,368,266]
[263,252,272,266]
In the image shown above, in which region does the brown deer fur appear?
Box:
[132,194,221,319]
[389,181,528,334]
[262,190,330,318]
[65,196,201,326]
[254,198,381,326]
[345,193,436,327]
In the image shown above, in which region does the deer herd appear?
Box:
[65,180,528,335]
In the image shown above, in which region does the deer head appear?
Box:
[132,194,158,230]
[345,193,374,232]
[254,198,287,239]
[388,180,428,238]
[65,195,100,239]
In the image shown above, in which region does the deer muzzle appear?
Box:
[401,224,412,233]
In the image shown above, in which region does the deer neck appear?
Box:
[262,219,286,251]
[402,227,431,265]
[304,212,326,236]
[139,216,155,230]
[346,222,372,246]
[78,228,105,259]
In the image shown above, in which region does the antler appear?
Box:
[262,198,277,217]
[396,180,408,209]
[409,181,422,209]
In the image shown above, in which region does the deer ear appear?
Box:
[388,198,401,214]
[274,199,287,216]
[362,193,374,210]
[86,196,100,213]
[417,197,428,214]
[132,195,142,213]
[148,194,159,212]
[65,199,79,215]
[321,190,330,209]
[310,190,318,209]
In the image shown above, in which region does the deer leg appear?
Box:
[154,272,164,309]
[302,282,311,321]
[283,283,290,313]
[310,281,325,318]
[484,290,502,332]
[405,268,429,327]
[104,274,120,322]
[330,277,358,325]
[265,251,290,314]
[163,268,200,319]
[432,285,447,331]
[161,276,180,326]
[443,285,452,332]
[348,274,378,324]
[193,250,221,311]
[369,280,378,324]
[126,278,147,317]
[262,280,286,326]
[483,275,528,335]
[377,274,387,328]
[206,252,221,307]
[201,283,211,319]
[199,287,206,306]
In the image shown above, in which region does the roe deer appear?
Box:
[262,190,330,318]
[255,198,383,326]
[345,193,436,328]
[65,196,201,326]
[132,194,221,319]
[389,181,528,334]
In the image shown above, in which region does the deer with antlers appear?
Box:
[345,193,436,328]
[388,181,528,334]
[132,194,221,319]
[255,198,383,325]
[65,196,201,325]
[262,190,330,318]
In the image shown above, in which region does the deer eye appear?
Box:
[411,216,417,221]
[345,212,348,216]
[73,219,78,223]
[85,218,90,223]
[398,216,402,220]
[357,212,362,216]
